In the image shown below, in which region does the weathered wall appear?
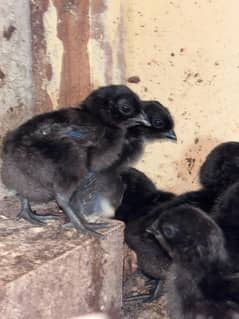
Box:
[31,0,125,112]
[0,0,33,197]
[31,0,91,112]
[2,0,238,195]
[124,0,239,193]
[0,0,125,198]
[0,0,33,142]
[88,0,125,87]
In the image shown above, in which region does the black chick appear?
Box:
[115,168,175,301]
[69,100,176,224]
[146,187,216,220]
[111,100,176,170]
[1,85,149,237]
[211,181,239,272]
[148,205,239,319]
[200,141,239,196]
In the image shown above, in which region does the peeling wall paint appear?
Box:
[88,0,125,88]
[104,1,126,83]
[43,0,64,110]
[88,37,107,87]
[124,0,239,193]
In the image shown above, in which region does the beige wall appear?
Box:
[123,0,239,193]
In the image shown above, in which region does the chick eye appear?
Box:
[119,103,132,115]
[153,119,163,128]
[162,224,176,239]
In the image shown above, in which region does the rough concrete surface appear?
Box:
[0,198,124,319]
[0,0,33,139]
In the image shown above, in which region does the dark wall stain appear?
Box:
[127,76,141,83]
[30,0,91,113]
[185,157,196,175]
[0,69,5,87]
[3,25,16,40]
[55,0,92,106]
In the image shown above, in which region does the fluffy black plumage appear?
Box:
[211,181,239,272]
[148,205,239,319]
[69,99,176,225]
[198,142,239,268]
[200,141,239,195]
[115,168,175,301]
[115,167,174,223]
[147,188,216,221]
[1,85,149,236]
[111,100,176,170]
[70,169,125,222]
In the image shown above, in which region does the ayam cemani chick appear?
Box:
[111,100,177,171]
[197,141,239,267]
[70,99,176,230]
[1,85,151,237]
[115,168,175,301]
[148,205,239,319]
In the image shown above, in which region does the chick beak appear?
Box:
[134,110,151,127]
[146,222,174,258]
[161,129,177,141]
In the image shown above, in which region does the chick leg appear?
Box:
[124,280,162,303]
[56,194,105,238]
[17,196,60,226]
[146,279,162,302]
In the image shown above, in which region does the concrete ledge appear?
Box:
[0,201,124,319]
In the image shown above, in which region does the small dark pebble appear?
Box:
[127,76,141,84]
